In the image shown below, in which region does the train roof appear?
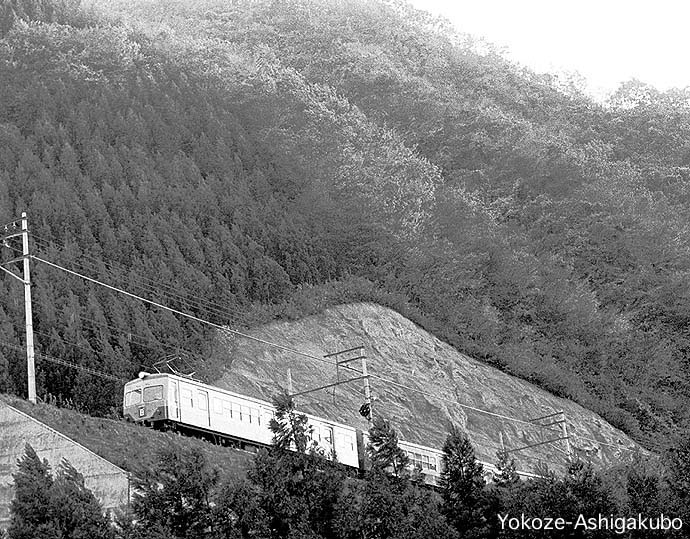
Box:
[126,372,358,432]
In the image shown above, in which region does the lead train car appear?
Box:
[122,372,360,469]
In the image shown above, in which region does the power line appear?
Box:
[31,254,336,365]
[26,252,638,454]
[76,314,204,360]
[0,339,126,383]
[30,239,244,325]
[28,255,581,436]
[31,233,248,323]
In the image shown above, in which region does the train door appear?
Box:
[169,380,180,421]
[198,389,211,427]
[323,426,334,454]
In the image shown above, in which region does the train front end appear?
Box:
[123,372,171,426]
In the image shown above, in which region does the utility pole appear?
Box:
[325,346,372,423]
[287,368,293,394]
[560,412,572,461]
[0,212,36,403]
[507,410,572,462]
[289,346,372,422]
[22,213,36,404]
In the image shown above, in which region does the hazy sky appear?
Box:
[409,0,690,98]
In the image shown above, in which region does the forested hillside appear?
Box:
[1,0,690,451]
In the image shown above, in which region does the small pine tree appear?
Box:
[213,481,270,539]
[131,447,218,539]
[664,433,690,530]
[269,391,311,454]
[366,416,409,477]
[8,444,58,539]
[51,459,114,539]
[8,444,113,539]
[625,457,663,539]
[439,426,487,538]
[251,414,346,539]
[494,448,520,487]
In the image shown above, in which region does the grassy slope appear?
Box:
[2,395,253,479]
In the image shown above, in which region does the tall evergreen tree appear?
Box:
[50,460,114,539]
[366,416,409,477]
[494,448,520,487]
[131,448,218,539]
[439,426,487,538]
[665,432,690,534]
[8,444,113,539]
[269,391,311,454]
[250,392,346,538]
[8,444,57,539]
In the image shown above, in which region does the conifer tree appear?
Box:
[269,391,311,454]
[250,391,345,538]
[8,444,57,539]
[213,481,270,539]
[50,459,114,539]
[9,444,113,539]
[494,448,520,487]
[366,416,409,477]
[131,448,218,539]
[439,426,487,538]
[665,433,690,532]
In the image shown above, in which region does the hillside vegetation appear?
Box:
[1,0,690,451]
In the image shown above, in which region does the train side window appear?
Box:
[251,407,260,425]
[323,427,333,444]
[143,385,163,402]
[223,400,232,418]
[213,398,223,415]
[344,434,354,451]
[429,457,437,471]
[240,405,249,422]
[181,388,193,408]
[198,392,208,411]
[125,389,142,406]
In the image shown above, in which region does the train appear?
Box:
[123,371,537,485]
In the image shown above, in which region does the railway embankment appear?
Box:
[0,395,253,530]
[0,398,129,529]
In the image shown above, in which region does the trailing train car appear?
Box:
[122,372,360,468]
[363,433,539,486]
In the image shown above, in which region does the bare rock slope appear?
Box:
[218,303,643,474]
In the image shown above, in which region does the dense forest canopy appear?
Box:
[1,0,690,452]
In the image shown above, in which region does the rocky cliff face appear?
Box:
[217,303,643,475]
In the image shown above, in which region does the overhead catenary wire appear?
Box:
[30,240,245,325]
[76,314,206,361]
[0,338,126,383]
[31,233,248,324]
[31,254,336,366]
[30,254,587,437]
[20,249,638,453]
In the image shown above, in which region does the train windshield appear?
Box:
[143,385,164,402]
[125,388,142,406]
